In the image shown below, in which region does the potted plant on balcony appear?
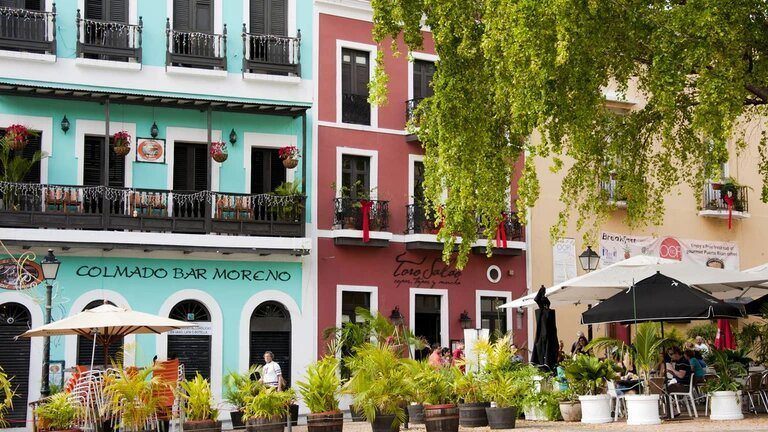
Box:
[210,141,228,163]
[35,392,81,432]
[4,124,32,151]
[279,146,300,169]
[243,387,295,432]
[103,367,163,432]
[296,356,344,432]
[0,365,16,428]
[224,367,264,428]
[273,181,304,222]
[113,130,132,156]
[179,373,222,432]
[562,354,618,424]
[703,349,746,421]
[450,368,489,427]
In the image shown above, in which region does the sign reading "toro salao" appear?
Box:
[75,265,291,282]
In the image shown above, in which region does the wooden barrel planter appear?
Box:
[458,402,490,427]
[183,420,223,432]
[485,406,518,430]
[407,403,425,424]
[370,413,399,432]
[307,410,344,432]
[246,416,285,432]
[424,404,459,432]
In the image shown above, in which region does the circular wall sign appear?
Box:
[137,139,164,162]
[487,265,502,284]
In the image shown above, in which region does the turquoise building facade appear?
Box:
[0,0,316,426]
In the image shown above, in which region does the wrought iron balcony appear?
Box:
[341,93,371,125]
[0,182,305,237]
[701,182,749,214]
[405,98,424,123]
[406,203,440,234]
[600,179,627,206]
[242,26,300,76]
[166,20,227,70]
[477,212,524,242]
[76,11,142,62]
[333,197,389,231]
[0,5,56,54]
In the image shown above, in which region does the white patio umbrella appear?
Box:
[500,255,768,309]
[21,303,196,368]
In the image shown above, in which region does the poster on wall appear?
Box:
[135,138,166,164]
[599,231,740,270]
[552,238,577,285]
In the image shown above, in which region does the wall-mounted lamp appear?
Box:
[229,128,237,145]
[389,306,404,326]
[150,121,159,139]
[459,310,472,330]
[60,115,70,134]
[579,246,600,272]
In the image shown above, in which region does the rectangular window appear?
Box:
[250,148,286,194]
[250,0,287,35]
[340,290,371,378]
[84,0,128,21]
[83,135,125,187]
[341,48,371,125]
[173,0,213,32]
[412,60,435,100]
[173,142,208,191]
[0,129,41,183]
[480,296,507,339]
[341,154,370,199]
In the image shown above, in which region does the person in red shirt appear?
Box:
[428,344,443,368]
[452,342,465,372]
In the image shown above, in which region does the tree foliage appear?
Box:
[370,0,768,266]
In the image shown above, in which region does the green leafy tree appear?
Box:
[369,0,768,266]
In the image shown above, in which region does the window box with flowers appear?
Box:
[279,146,299,169]
[211,141,228,163]
[113,130,132,156]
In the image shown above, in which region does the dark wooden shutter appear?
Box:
[0,0,40,9]
[83,136,103,186]
[193,0,212,32]
[107,138,125,187]
[249,0,265,34]
[174,143,208,191]
[269,149,285,190]
[193,144,207,190]
[173,144,189,190]
[250,331,291,385]
[413,62,423,100]
[268,0,286,36]
[251,149,265,194]
[173,0,191,31]
[84,0,103,19]
[0,303,31,423]
[77,336,123,366]
[341,155,370,199]
[108,0,128,23]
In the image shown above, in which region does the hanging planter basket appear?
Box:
[210,141,228,163]
[279,145,300,169]
[113,145,131,157]
[5,124,31,151]
[282,157,299,169]
[113,130,132,157]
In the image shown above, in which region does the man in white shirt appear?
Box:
[694,336,710,354]
[261,351,284,390]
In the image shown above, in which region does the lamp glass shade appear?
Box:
[578,246,600,272]
[40,250,61,281]
[229,128,237,144]
[459,311,472,329]
[150,122,159,138]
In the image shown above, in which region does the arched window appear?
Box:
[168,300,212,380]
[249,301,291,385]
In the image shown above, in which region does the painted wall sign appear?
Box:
[393,252,462,288]
[0,257,43,290]
[73,265,292,282]
[135,138,166,163]
[168,322,212,336]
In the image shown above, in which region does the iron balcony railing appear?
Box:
[166,20,227,70]
[333,197,389,231]
[341,93,371,125]
[702,182,749,213]
[0,5,56,54]
[76,11,142,62]
[0,182,305,237]
[477,212,524,242]
[405,98,424,123]
[406,203,439,234]
[242,26,300,76]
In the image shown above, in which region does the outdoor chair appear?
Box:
[648,377,668,416]
[669,374,698,418]
[759,371,768,409]
[606,380,626,421]
[743,372,767,413]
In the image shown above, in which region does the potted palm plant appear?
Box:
[179,373,222,432]
[703,349,746,420]
[482,372,523,429]
[562,354,618,424]
[0,366,14,429]
[588,322,666,425]
[103,367,163,432]
[35,393,81,432]
[224,367,264,428]
[400,359,431,424]
[450,369,489,427]
[243,387,295,432]
[297,356,344,432]
[419,366,458,432]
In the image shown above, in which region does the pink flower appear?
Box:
[278,145,299,159]
[210,141,227,156]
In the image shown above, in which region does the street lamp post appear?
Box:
[40,249,60,398]
[579,246,600,341]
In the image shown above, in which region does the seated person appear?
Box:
[666,347,692,392]
[685,349,706,383]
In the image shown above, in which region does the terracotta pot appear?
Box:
[212,152,228,163]
[307,410,344,432]
[113,145,130,156]
[282,157,299,169]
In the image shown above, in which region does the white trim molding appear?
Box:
[0,114,52,184]
[474,290,513,335]
[335,147,379,199]
[409,288,449,348]
[407,52,439,101]
[64,290,136,368]
[243,132,297,193]
[335,285,379,328]
[156,290,224,406]
[335,40,378,128]
[165,127,222,192]
[75,119,135,187]
[0,291,44,427]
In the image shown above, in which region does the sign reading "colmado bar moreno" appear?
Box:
[74,265,291,282]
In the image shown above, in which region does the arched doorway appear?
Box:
[168,300,212,380]
[0,302,31,424]
[76,300,123,366]
[250,301,291,385]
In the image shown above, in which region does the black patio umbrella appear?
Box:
[581,271,745,325]
[744,295,768,316]
[530,285,559,372]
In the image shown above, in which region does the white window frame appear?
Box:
[407,52,439,101]
[75,119,135,187]
[336,40,378,128]
[335,285,379,329]
[0,114,52,184]
[335,147,378,199]
[409,288,449,348]
[475,290,513,335]
[242,0,297,36]
[243,132,296,194]
[165,126,222,192]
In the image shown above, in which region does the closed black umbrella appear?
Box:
[582,272,745,325]
[530,286,559,372]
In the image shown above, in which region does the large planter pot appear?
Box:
[485,406,517,430]
[559,401,581,422]
[625,394,661,426]
[524,405,547,421]
[407,403,425,424]
[578,394,612,424]
[289,404,299,426]
[370,413,399,432]
[424,404,459,432]
[246,416,285,432]
[349,404,365,422]
[230,410,245,428]
[458,402,489,427]
[307,410,344,432]
[710,391,744,421]
[184,420,223,432]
